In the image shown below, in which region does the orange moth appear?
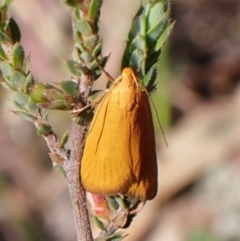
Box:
[81,67,158,201]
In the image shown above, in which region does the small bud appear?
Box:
[86,193,111,230]
[37,123,52,136]
[29,83,50,104]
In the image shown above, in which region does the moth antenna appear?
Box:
[70,103,91,114]
[94,58,115,82]
[142,85,168,148]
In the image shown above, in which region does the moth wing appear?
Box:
[125,92,158,200]
[81,83,135,196]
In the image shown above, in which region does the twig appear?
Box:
[65,122,93,241]
[34,112,93,240]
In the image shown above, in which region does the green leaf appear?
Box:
[13,99,28,111]
[27,97,38,114]
[29,83,49,104]
[59,80,79,97]
[76,19,92,36]
[22,56,30,75]
[75,42,87,54]
[11,70,25,90]
[37,123,52,136]
[147,2,164,31]
[73,108,94,124]
[105,232,126,241]
[84,35,99,51]
[58,130,69,148]
[43,88,64,101]
[88,0,103,20]
[40,108,48,121]
[8,18,21,42]
[143,63,158,93]
[147,18,168,47]
[122,0,173,84]
[65,59,87,76]
[155,22,174,51]
[0,62,14,82]
[80,52,93,63]
[13,91,28,107]
[93,217,107,231]
[73,8,81,20]
[13,91,38,113]
[0,31,10,42]
[12,43,25,68]
[62,0,79,8]
[0,81,13,90]
[49,153,65,164]
[129,35,146,53]
[54,164,67,178]
[24,73,35,94]
[13,111,37,122]
[106,197,119,211]
[0,45,8,60]
[130,16,142,37]
[129,49,145,72]
[92,41,102,56]
[40,100,68,110]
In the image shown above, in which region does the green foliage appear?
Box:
[60,80,80,97]
[70,0,108,80]
[12,43,25,68]
[8,18,21,42]
[65,59,88,76]
[62,0,80,8]
[55,164,67,177]
[58,130,69,148]
[94,217,107,231]
[88,0,103,20]
[13,91,38,114]
[0,31,9,42]
[73,108,94,124]
[122,0,173,93]
[12,111,37,122]
[37,123,52,136]
[0,45,7,60]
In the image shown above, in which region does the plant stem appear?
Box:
[63,3,96,240]
[66,122,93,241]
[35,114,93,240]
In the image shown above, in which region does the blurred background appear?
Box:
[1,0,240,240]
